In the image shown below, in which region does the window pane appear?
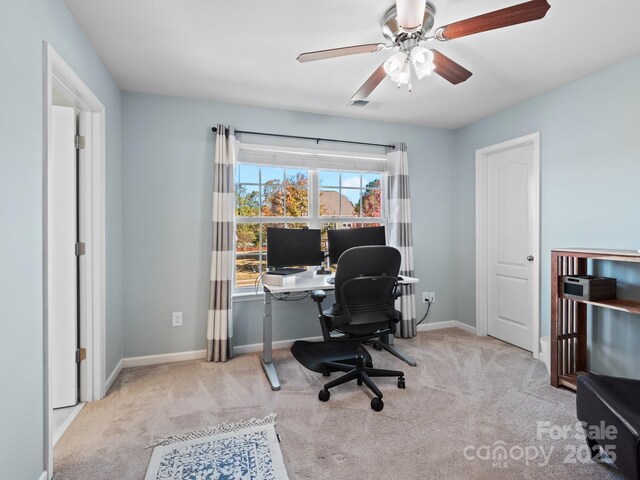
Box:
[261,166,284,184]
[237,164,260,184]
[320,222,336,252]
[341,188,360,217]
[235,222,261,288]
[341,172,362,189]
[286,222,309,229]
[362,173,381,189]
[261,185,285,216]
[285,169,308,185]
[319,170,340,187]
[285,170,309,217]
[285,186,308,217]
[235,184,260,216]
[360,187,382,217]
[319,188,340,216]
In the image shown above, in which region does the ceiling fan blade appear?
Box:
[351,64,387,103]
[297,43,385,63]
[437,0,551,41]
[396,0,427,32]
[432,50,472,85]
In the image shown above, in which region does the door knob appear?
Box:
[527,255,534,262]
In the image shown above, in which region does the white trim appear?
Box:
[105,359,123,394]
[233,335,324,355]
[43,42,107,480]
[53,402,85,447]
[122,350,207,368]
[475,132,541,360]
[38,472,48,480]
[416,320,477,335]
[120,323,476,370]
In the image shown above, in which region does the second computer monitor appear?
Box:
[327,226,386,265]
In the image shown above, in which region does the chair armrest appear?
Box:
[393,285,403,300]
[310,290,326,303]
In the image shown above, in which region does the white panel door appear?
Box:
[487,143,535,351]
[49,106,78,409]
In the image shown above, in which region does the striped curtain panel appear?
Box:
[207,125,239,362]
[387,143,417,338]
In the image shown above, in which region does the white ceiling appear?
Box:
[64,0,640,129]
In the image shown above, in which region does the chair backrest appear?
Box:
[334,246,401,326]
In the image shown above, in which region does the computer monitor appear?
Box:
[266,227,324,269]
[327,226,386,265]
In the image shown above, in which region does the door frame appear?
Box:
[43,43,106,478]
[475,132,541,359]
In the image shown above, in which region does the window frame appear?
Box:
[234,146,388,293]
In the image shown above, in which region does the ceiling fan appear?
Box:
[297,0,551,104]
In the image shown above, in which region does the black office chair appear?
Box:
[291,245,405,412]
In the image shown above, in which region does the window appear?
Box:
[234,147,387,290]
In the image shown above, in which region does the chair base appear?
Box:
[319,355,404,411]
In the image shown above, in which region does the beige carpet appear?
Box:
[54,329,622,479]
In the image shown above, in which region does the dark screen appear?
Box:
[327,226,386,265]
[266,228,324,268]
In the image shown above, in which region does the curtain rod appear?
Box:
[211,127,395,150]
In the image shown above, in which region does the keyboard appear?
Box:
[268,268,305,276]
[328,276,402,284]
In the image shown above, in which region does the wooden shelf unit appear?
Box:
[551,248,640,391]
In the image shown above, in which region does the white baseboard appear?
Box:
[417,320,477,335]
[105,359,123,394]
[119,323,477,368]
[37,471,47,480]
[122,350,207,368]
[233,335,324,355]
[53,402,85,447]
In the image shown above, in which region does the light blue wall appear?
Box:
[0,1,123,477]
[454,55,640,378]
[121,92,457,356]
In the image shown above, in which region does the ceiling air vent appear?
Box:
[350,100,370,107]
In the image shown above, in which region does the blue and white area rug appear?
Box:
[145,413,289,480]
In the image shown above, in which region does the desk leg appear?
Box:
[261,288,281,391]
[379,334,417,367]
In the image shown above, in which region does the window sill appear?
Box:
[232,291,263,302]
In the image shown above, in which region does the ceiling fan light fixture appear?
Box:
[390,60,411,85]
[383,51,408,76]
[396,0,427,33]
[410,46,435,79]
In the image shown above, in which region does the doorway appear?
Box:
[44,43,106,479]
[49,102,83,441]
[475,133,540,357]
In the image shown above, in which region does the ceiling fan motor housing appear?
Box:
[382,2,436,43]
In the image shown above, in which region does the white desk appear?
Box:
[260,273,419,391]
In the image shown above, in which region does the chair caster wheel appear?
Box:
[322,367,331,377]
[398,377,406,389]
[318,389,330,402]
[371,397,384,412]
[357,378,363,385]
[365,359,373,368]
[373,342,383,351]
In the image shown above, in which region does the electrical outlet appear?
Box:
[172,312,183,327]
[422,292,435,304]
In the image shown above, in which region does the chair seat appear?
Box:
[291,340,371,374]
[336,321,391,336]
[577,374,640,480]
